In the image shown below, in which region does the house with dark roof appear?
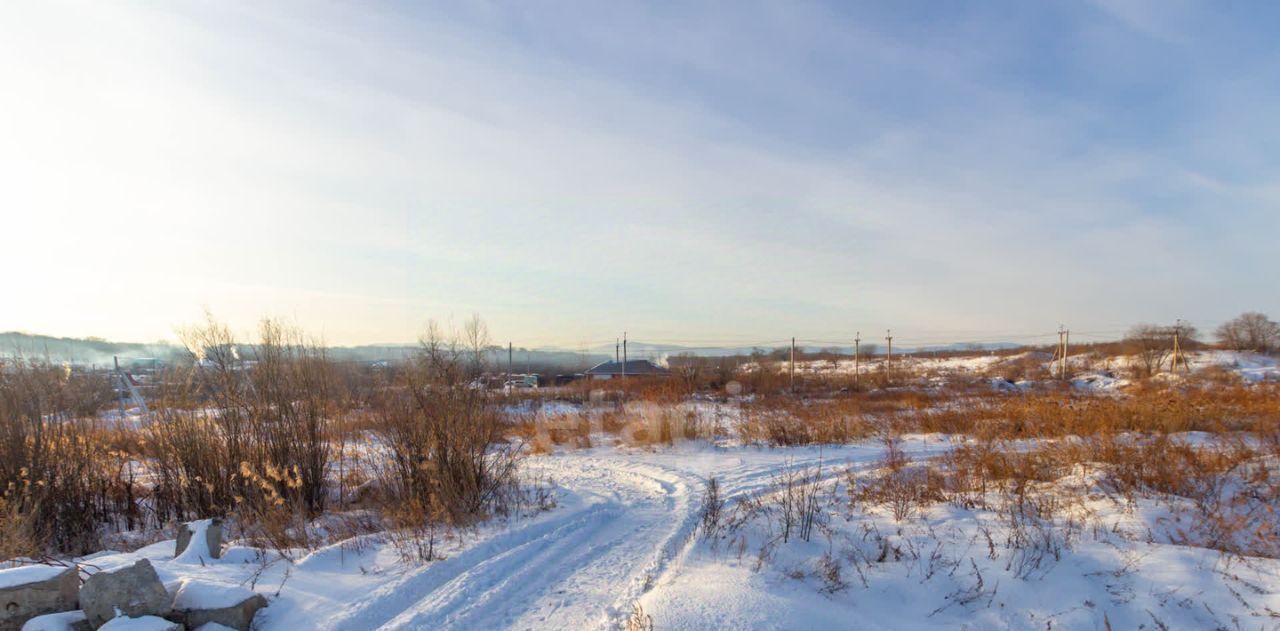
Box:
[584,359,670,379]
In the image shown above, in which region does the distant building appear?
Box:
[505,373,540,388]
[554,373,584,386]
[584,359,670,380]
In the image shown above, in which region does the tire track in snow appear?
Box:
[596,459,704,629]
[379,504,628,629]
[618,446,909,617]
[325,449,915,631]
[325,455,703,631]
[323,502,614,631]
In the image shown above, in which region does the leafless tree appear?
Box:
[374,317,519,526]
[672,352,701,391]
[1123,323,1197,377]
[248,319,343,516]
[462,313,490,378]
[1124,324,1172,377]
[1215,312,1280,353]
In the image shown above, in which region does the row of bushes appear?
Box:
[731,380,1280,445]
[512,376,1279,451]
[0,317,524,557]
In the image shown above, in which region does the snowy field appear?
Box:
[9,349,1278,630]
[41,435,1280,631]
[780,350,1279,382]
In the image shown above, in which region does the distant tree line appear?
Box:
[1214,311,1280,354]
[1120,311,1279,378]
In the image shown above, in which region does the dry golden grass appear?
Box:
[511,413,593,453]
[933,431,1279,557]
[0,316,538,558]
[784,382,1280,441]
[726,378,1280,558]
[0,360,128,554]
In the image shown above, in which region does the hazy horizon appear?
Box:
[3,1,1277,347]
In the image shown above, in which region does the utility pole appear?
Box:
[885,329,893,383]
[113,356,149,419]
[1055,325,1070,380]
[615,338,620,364]
[1063,328,1070,379]
[790,337,796,393]
[1055,326,1065,380]
[508,342,513,381]
[854,331,861,387]
[622,332,628,380]
[1172,319,1188,374]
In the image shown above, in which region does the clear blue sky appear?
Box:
[2,1,1276,347]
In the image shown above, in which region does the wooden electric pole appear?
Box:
[622,332,628,380]
[1055,326,1065,380]
[1063,328,1070,379]
[1171,319,1188,374]
[790,337,796,393]
[1056,325,1070,380]
[854,331,861,387]
[885,329,893,383]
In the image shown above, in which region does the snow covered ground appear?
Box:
[44,434,1280,630]
[1187,350,1280,382]
[641,442,1280,630]
[773,350,1279,388]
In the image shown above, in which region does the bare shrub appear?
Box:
[852,437,944,522]
[818,551,847,593]
[384,498,443,563]
[739,397,873,446]
[740,404,812,446]
[624,602,654,631]
[248,320,344,516]
[1123,323,1196,378]
[985,353,1050,382]
[145,406,238,523]
[370,318,522,527]
[0,359,122,554]
[228,461,322,559]
[622,405,701,447]
[770,461,824,543]
[940,431,1280,559]
[1216,311,1280,353]
[146,315,346,527]
[1124,324,1174,378]
[998,486,1072,579]
[699,477,724,539]
[599,410,627,434]
[0,495,37,560]
[510,404,595,450]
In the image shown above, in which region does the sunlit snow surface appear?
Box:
[57,434,1280,631]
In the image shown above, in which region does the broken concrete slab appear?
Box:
[78,560,171,630]
[0,565,78,631]
[96,616,181,631]
[174,520,222,561]
[169,581,265,631]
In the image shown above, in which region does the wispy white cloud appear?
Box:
[1,1,1275,345]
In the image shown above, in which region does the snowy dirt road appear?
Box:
[68,442,919,631]
[324,456,703,631]
[321,444,907,631]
